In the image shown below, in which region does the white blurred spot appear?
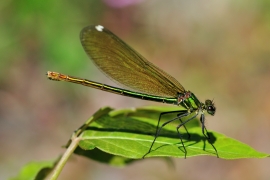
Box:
[95,25,104,32]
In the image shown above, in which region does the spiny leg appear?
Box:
[176,112,199,158]
[177,115,191,139]
[200,113,209,139]
[143,111,190,158]
[200,114,219,158]
[158,110,191,138]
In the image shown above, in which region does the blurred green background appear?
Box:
[1,0,270,179]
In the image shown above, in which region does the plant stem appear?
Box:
[46,134,81,180]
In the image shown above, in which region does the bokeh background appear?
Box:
[1,0,270,179]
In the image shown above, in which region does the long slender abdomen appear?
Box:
[46,71,178,105]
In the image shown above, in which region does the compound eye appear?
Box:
[207,105,216,115]
[205,99,216,116]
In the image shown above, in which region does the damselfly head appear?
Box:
[205,99,216,116]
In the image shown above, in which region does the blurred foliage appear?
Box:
[0,0,103,77]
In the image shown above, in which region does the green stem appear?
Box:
[46,134,81,180]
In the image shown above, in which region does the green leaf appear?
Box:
[75,106,269,161]
[10,160,55,180]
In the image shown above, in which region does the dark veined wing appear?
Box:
[80,25,185,97]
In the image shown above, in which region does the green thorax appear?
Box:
[178,91,203,112]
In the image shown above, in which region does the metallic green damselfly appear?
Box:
[47,25,218,158]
